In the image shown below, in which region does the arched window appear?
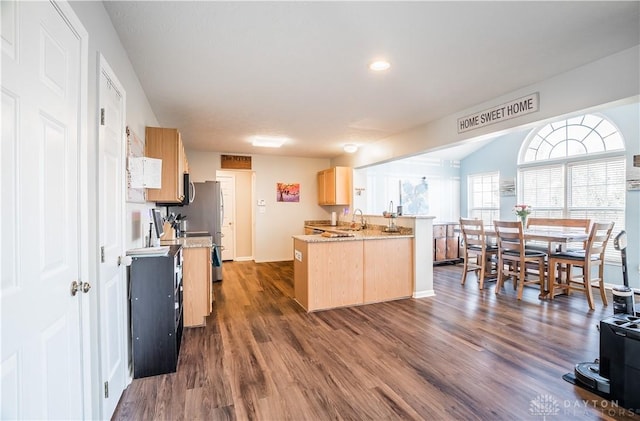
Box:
[518,113,626,261]
[520,114,625,163]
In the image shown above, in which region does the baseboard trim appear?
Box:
[413,290,436,299]
[233,256,254,262]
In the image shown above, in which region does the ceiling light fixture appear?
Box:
[343,144,358,153]
[369,60,391,71]
[251,136,288,148]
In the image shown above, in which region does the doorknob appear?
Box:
[71,281,91,296]
[70,280,80,296]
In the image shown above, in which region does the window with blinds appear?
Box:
[468,172,499,224]
[518,114,626,262]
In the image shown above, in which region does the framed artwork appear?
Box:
[500,177,516,197]
[277,183,300,202]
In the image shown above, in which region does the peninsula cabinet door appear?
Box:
[308,241,363,310]
[363,239,413,303]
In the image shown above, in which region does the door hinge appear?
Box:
[101,246,105,263]
[104,381,109,398]
[100,108,105,126]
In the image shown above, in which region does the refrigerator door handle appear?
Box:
[189,181,196,203]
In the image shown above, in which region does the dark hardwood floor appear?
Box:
[113,261,636,420]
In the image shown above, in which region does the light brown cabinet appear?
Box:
[182,246,212,327]
[317,166,352,205]
[433,222,461,264]
[363,238,413,303]
[145,127,187,203]
[293,237,413,312]
[294,239,363,311]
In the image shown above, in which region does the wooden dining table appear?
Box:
[484,227,590,298]
[521,228,589,250]
[483,226,589,249]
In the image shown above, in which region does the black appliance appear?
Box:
[566,230,639,413]
[157,173,194,207]
[612,231,636,315]
[573,315,640,411]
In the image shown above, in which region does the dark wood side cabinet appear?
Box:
[433,222,462,265]
[129,245,183,378]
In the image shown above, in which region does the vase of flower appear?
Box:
[519,214,527,227]
[513,204,532,228]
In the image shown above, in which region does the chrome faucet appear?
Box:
[352,208,366,229]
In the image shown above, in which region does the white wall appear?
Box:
[67,2,160,419]
[70,1,160,254]
[187,150,331,262]
[333,46,640,169]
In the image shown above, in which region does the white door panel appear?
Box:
[217,175,235,261]
[1,1,88,419]
[98,58,127,419]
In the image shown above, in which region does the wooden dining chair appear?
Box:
[493,220,547,300]
[547,221,615,310]
[459,218,498,290]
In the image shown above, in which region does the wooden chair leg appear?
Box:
[548,260,556,299]
[517,260,526,301]
[478,252,486,290]
[598,265,608,306]
[461,253,469,286]
[538,259,545,297]
[583,263,595,310]
[598,279,608,306]
[495,257,505,294]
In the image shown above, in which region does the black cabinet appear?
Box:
[129,245,183,378]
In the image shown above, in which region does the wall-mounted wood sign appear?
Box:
[221,154,252,170]
[457,93,539,133]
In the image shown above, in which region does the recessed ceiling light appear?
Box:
[343,144,358,153]
[369,60,391,71]
[251,136,288,148]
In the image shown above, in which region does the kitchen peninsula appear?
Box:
[293,224,414,312]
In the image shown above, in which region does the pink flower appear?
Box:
[513,204,532,217]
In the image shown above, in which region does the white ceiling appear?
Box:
[103,1,640,159]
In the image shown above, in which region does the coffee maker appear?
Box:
[568,231,639,411]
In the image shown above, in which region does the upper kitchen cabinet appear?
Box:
[317,166,352,205]
[145,127,188,203]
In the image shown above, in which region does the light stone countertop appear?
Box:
[294,226,413,243]
[160,236,213,248]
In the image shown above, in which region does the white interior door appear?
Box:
[217,174,236,261]
[1,1,89,419]
[98,56,128,419]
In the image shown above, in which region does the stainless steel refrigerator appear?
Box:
[181,181,223,281]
